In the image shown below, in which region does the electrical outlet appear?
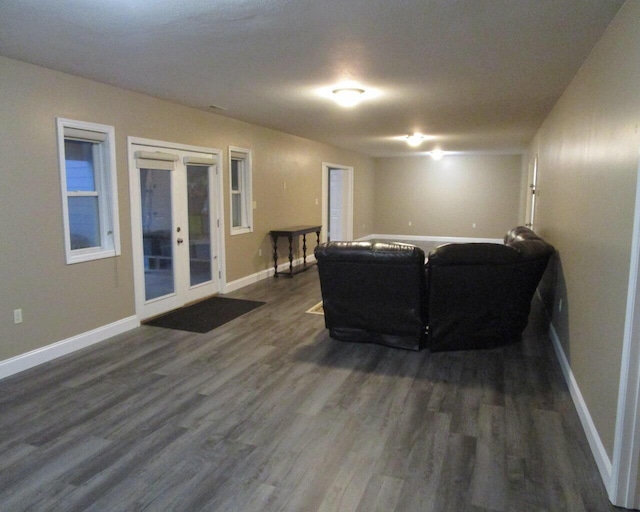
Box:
[472,223,476,228]
[14,309,23,324]
[408,221,412,226]
[315,198,319,205]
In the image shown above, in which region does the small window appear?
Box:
[229,146,253,235]
[57,118,120,264]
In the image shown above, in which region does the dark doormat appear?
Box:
[145,296,265,333]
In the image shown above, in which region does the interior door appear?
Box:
[323,164,354,242]
[130,142,221,320]
[328,168,344,241]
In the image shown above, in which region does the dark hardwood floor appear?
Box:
[0,268,620,511]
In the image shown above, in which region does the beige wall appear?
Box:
[0,56,374,361]
[373,154,524,238]
[529,0,640,459]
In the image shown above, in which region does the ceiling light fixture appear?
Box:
[332,87,366,107]
[430,149,444,160]
[406,133,425,147]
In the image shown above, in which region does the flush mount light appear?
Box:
[430,149,444,160]
[406,133,425,147]
[331,87,366,107]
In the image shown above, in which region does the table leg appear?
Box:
[302,234,307,267]
[288,235,294,276]
[271,234,279,278]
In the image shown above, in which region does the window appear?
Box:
[57,118,120,264]
[229,146,253,235]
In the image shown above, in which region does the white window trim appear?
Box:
[228,146,253,235]
[57,118,121,264]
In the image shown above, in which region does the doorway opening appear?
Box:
[321,163,354,242]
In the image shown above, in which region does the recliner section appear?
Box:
[314,241,428,351]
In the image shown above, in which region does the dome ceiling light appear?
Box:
[331,87,366,107]
[406,133,425,147]
[430,149,444,160]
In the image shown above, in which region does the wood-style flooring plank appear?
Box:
[0,267,619,511]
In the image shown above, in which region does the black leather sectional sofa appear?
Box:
[314,226,554,351]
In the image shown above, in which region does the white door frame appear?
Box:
[321,162,354,242]
[525,154,538,229]
[610,159,640,509]
[127,137,226,320]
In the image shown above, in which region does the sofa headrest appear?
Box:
[315,241,425,265]
[428,227,554,266]
[507,239,555,260]
[428,243,520,266]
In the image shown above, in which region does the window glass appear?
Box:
[231,159,240,191]
[68,196,101,249]
[64,140,96,191]
[232,193,242,228]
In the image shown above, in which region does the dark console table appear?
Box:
[270,225,321,277]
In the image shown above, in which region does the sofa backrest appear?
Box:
[426,227,554,351]
[314,241,428,346]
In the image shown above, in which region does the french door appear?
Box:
[129,140,224,320]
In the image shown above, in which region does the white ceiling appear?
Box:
[0,0,625,157]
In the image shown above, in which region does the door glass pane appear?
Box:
[187,165,212,286]
[140,168,174,301]
[68,196,100,249]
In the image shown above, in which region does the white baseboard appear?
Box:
[548,322,613,489]
[0,253,319,380]
[0,315,139,380]
[358,233,503,244]
[224,255,317,293]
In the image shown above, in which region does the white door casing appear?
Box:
[610,158,640,509]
